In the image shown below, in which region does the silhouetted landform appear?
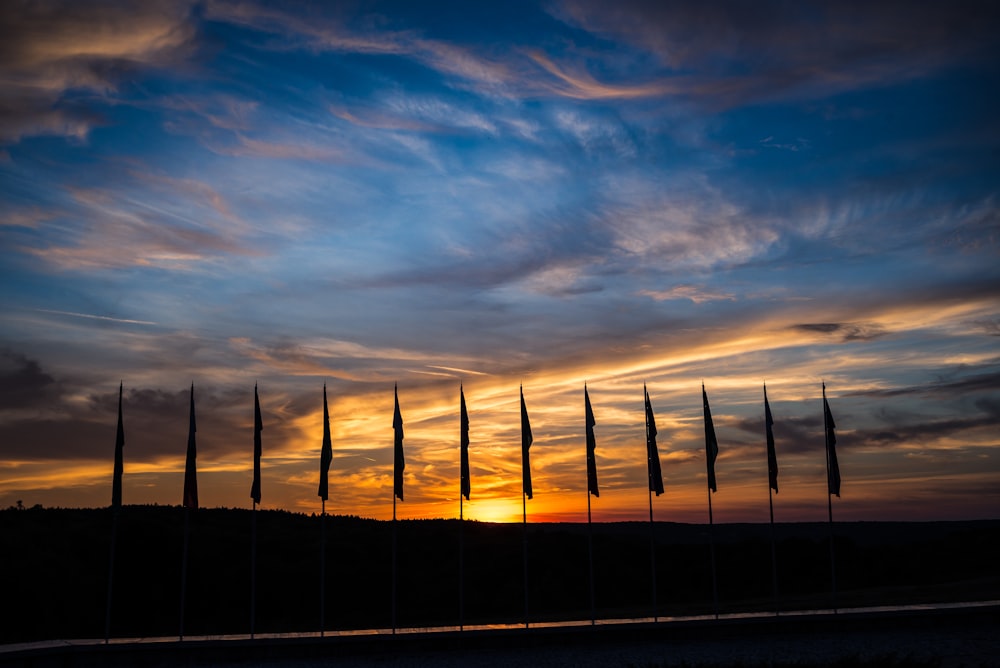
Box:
[1,507,997,643]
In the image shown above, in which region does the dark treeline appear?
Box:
[2,507,998,643]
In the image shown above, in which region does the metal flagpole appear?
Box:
[317,382,332,637]
[392,495,397,635]
[768,483,778,615]
[703,383,719,620]
[824,383,838,614]
[522,491,528,629]
[587,490,595,625]
[251,382,262,639]
[180,382,197,641]
[648,487,657,622]
[644,384,663,623]
[104,507,119,643]
[320,499,326,636]
[707,485,718,619]
[584,384,598,626]
[251,501,257,638]
[765,384,779,616]
[391,383,404,636]
[179,506,190,641]
[106,380,125,644]
[459,384,468,632]
[459,491,464,632]
[827,488,836,613]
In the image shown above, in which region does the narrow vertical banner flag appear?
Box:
[318,384,332,501]
[183,383,198,510]
[460,385,470,501]
[645,385,664,496]
[111,381,125,509]
[251,384,263,505]
[702,384,719,493]
[823,384,841,497]
[393,385,405,502]
[585,385,599,498]
[764,384,778,494]
[520,386,533,500]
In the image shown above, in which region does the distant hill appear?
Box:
[2,507,997,644]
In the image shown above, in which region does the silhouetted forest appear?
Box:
[2,507,997,643]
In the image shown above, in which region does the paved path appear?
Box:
[3,602,997,667]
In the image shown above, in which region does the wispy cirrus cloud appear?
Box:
[203,0,516,93]
[20,179,262,271]
[550,0,1000,105]
[638,285,735,304]
[0,0,198,143]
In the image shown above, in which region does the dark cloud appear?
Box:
[791,323,888,342]
[0,371,275,462]
[0,350,60,410]
[851,410,999,449]
[731,414,822,457]
[732,395,999,458]
[845,370,1000,400]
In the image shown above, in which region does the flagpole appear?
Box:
[392,494,397,635]
[317,383,332,638]
[179,505,190,641]
[824,382,838,614]
[251,500,257,638]
[458,384,468,633]
[584,385,598,626]
[105,381,125,644]
[707,485,718,619]
[587,487,595,625]
[459,491,464,632]
[765,384,779,616]
[648,487,657,622]
[644,385,663,623]
[250,383,262,639]
[702,383,719,620]
[320,499,326,636]
[391,383,404,636]
[767,484,779,615]
[104,506,119,644]
[827,488,836,613]
[522,490,528,629]
[519,385,533,630]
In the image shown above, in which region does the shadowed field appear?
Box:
[1,507,997,643]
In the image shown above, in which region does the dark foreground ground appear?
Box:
[3,604,998,668]
[2,508,998,654]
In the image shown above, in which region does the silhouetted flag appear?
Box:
[251,383,263,504]
[460,385,470,501]
[393,384,405,502]
[645,385,664,496]
[183,383,198,510]
[702,385,719,493]
[585,385,599,498]
[823,383,841,497]
[765,384,778,494]
[111,381,125,509]
[521,386,533,500]
[318,384,332,501]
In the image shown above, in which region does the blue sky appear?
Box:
[1,0,998,522]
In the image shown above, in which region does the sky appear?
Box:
[1,0,999,524]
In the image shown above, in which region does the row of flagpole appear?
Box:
[104,380,842,640]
